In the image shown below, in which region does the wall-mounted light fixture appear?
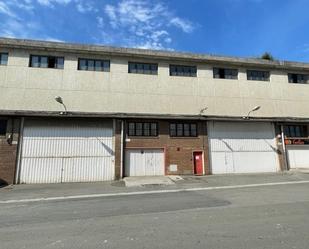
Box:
[243,105,261,119]
[54,96,67,115]
[199,107,208,115]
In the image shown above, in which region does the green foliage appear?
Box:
[261,52,274,61]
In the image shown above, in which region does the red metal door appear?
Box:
[194,152,203,175]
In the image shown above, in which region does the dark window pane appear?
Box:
[143,123,150,136]
[170,123,176,136]
[135,123,143,136]
[190,124,197,136]
[136,64,143,74]
[79,59,87,70]
[129,63,136,73]
[143,64,150,74]
[40,56,48,68]
[177,124,183,136]
[103,60,110,72]
[95,60,103,71]
[184,123,190,136]
[150,123,157,136]
[128,123,135,136]
[88,60,95,71]
[56,57,64,69]
[31,56,39,67]
[150,64,157,74]
[48,57,56,68]
[0,53,8,65]
[0,120,7,135]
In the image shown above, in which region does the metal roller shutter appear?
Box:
[19,119,115,184]
[208,121,279,174]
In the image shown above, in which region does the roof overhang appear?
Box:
[1,110,309,123]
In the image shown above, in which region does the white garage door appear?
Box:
[287,145,309,169]
[208,121,279,174]
[19,119,115,184]
[125,149,165,176]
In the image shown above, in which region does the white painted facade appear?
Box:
[19,119,114,184]
[208,122,279,174]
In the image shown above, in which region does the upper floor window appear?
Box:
[284,125,308,138]
[170,65,197,77]
[0,120,7,136]
[78,58,110,72]
[247,70,270,81]
[0,53,8,65]
[128,122,158,137]
[29,55,64,69]
[128,62,158,75]
[288,73,309,84]
[170,123,197,137]
[213,68,238,79]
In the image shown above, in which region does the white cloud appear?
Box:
[37,0,72,7]
[0,1,17,18]
[102,0,196,50]
[170,17,194,33]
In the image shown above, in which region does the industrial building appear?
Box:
[0,38,309,184]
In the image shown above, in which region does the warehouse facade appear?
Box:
[0,38,309,184]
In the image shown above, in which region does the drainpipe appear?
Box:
[120,120,125,179]
[281,124,289,171]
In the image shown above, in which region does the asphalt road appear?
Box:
[1,183,309,249]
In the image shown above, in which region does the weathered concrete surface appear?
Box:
[0,180,309,249]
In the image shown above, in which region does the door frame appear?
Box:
[192,150,205,175]
[124,147,166,177]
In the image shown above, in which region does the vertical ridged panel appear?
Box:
[125,149,164,176]
[287,145,309,169]
[208,121,279,174]
[20,119,114,184]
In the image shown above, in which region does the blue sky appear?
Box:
[1,0,309,62]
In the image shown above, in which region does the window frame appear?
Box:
[29,55,64,69]
[127,122,159,137]
[213,67,238,80]
[288,73,309,84]
[169,64,197,77]
[78,58,110,72]
[0,52,9,66]
[128,62,158,75]
[169,122,198,137]
[247,69,270,81]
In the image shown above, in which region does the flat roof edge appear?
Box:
[1,37,309,71]
[1,110,309,122]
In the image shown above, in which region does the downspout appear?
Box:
[120,120,125,178]
[281,124,289,171]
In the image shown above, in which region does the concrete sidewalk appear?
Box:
[1,171,309,202]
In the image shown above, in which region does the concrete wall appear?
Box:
[1,48,309,118]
